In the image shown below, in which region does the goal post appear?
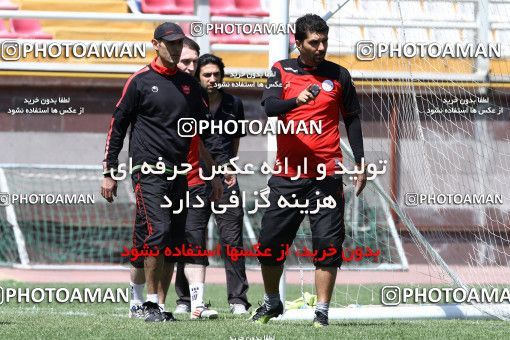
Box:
[0,164,133,270]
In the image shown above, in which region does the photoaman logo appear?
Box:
[0,287,128,304]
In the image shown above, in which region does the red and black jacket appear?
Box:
[262,57,364,178]
[103,58,229,176]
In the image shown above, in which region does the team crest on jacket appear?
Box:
[321,80,334,92]
[181,85,191,95]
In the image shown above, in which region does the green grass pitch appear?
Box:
[0,281,509,339]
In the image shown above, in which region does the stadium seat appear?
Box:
[0,20,18,38]
[10,19,53,39]
[242,23,269,45]
[289,32,295,46]
[455,2,475,21]
[431,29,461,44]
[141,0,183,14]
[458,29,475,44]
[334,0,361,19]
[489,3,510,22]
[210,0,243,16]
[179,22,193,38]
[425,2,455,20]
[246,33,269,45]
[176,0,194,14]
[366,27,397,43]
[235,0,268,17]
[397,28,431,43]
[333,26,363,48]
[493,29,510,45]
[210,32,249,44]
[397,1,427,20]
[0,0,18,10]
[360,0,399,20]
[18,0,128,12]
[178,22,191,36]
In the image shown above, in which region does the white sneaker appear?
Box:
[129,304,144,319]
[174,303,190,314]
[190,306,219,319]
[230,303,248,314]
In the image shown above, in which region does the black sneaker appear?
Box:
[143,301,165,322]
[313,310,328,328]
[162,311,177,322]
[250,301,283,324]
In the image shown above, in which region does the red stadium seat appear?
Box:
[235,0,268,17]
[179,22,191,36]
[210,32,249,44]
[246,33,269,45]
[210,0,243,16]
[10,19,53,39]
[289,32,296,45]
[176,0,194,14]
[242,24,270,45]
[0,0,18,10]
[0,20,18,38]
[141,0,182,14]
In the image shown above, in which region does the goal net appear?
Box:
[0,165,134,268]
[271,0,510,321]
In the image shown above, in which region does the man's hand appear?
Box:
[355,170,367,197]
[209,176,224,202]
[101,177,118,203]
[296,84,316,106]
[224,174,237,188]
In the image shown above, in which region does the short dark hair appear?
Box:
[295,14,329,42]
[196,53,225,80]
[182,37,200,55]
